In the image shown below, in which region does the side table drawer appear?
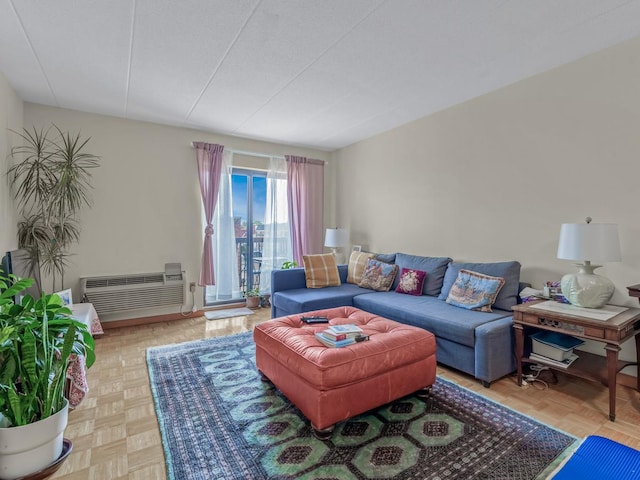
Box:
[520,313,541,326]
[522,313,605,339]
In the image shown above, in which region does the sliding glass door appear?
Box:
[232,169,266,296]
[205,159,292,306]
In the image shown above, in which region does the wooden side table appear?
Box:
[628,284,640,303]
[512,301,640,421]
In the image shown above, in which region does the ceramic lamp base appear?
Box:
[560,264,615,309]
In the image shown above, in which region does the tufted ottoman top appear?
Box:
[253,306,436,390]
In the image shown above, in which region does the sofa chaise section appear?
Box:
[353,292,515,385]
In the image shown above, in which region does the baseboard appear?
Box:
[101,311,203,329]
[101,302,246,329]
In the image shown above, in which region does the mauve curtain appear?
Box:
[194,142,224,286]
[204,149,239,302]
[285,155,324,265]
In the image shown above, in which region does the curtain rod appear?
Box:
[190,143,326,163]
[190,142,283,160]
[232,149,285,160]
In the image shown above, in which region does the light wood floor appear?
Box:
[53,307,640,479]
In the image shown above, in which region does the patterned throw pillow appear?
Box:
[395,268,427,296]
[347,251,374,284]
[359,258,399,292]
[446,269,505,312]
[302,254,341,288]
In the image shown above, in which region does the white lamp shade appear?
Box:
[557,223,621,262]
[324,228,348,248]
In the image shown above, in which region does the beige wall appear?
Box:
[334,36,640,364]
[0,71,23,256]
[23,104,332,320]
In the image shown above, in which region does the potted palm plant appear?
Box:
[0,272,95,479]
[7,125,100,291]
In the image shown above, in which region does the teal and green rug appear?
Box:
[147,332,578,479]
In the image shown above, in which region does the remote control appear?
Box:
[301,316,329,324]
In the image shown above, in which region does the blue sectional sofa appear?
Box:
[270,253,522,386]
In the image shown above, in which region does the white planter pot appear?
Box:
[0,400,68,480]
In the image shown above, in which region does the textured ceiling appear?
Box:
[1,0,640,151]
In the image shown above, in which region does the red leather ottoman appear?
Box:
[253,306,437,437]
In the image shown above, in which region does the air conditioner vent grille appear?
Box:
[81,271,185,315]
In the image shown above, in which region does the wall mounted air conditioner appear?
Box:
[80,264,185,315]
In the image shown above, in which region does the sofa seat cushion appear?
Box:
[353,292,512,347]
[254,306,436,389]
[272,284,370,313]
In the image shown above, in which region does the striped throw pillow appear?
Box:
[302,254,341,288]
[347,251,374,284]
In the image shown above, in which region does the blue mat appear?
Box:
[553,435,640,479]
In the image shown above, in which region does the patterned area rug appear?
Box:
[147,332,578,480]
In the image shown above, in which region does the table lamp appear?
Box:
[324,228,348,263]
[557,217,621,308]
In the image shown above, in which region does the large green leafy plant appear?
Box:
[7,125,100,290]
[0,272,95,427]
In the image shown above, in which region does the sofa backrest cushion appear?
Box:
[438,261,521,311]
[392,253,452,296]
[302,253,341,288]
[346,251,374,285]
[374,252,396,264]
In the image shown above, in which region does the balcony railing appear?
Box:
[236,237,263,295]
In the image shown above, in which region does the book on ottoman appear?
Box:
[315,332,369,348]
[323,324,363,341]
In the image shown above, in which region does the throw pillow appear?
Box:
[347,251,374,285]
[446,269,505,312]
[395,268,427,296]
[438,261,521,311]
[359,258,399,292]
[302,254,341,288]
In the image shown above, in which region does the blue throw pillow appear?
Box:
[438,261,521,311]
[446,269,505,312]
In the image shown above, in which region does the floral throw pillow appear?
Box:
[359,259,399,292]
[395,268,427,296]
[446,269,505,312]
